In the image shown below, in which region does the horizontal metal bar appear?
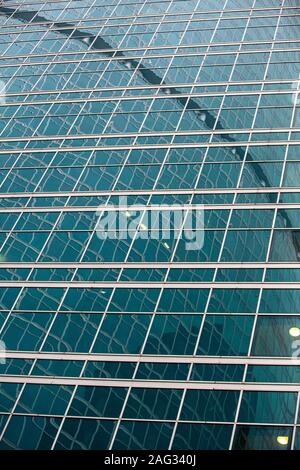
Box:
[0,262,296,269]
[2,88,298,108]
[0,186,296,200]
[0,140,297,156]
[0,12,300,40]
[4,351,300,365]
[3,1,298,20]
[2,37,299,62]
[0,375,298,391]
[1,46,300,72]
[1,10,299,38]
[0,77,297,98]
[1,202,300,213]
[0,281,298,288]
[0,127,296,143]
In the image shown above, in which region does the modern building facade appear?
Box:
[0,0,299,450]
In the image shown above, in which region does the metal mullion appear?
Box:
[0,140,297,153]
[0,261,300,269]
[74,2,185,282]
[27,0,100,95]
[49,0,174,449]
[0,192,69,441]
[123,1,173,83]
[0,99,294,118]
[3,200,300,211]
[0,85,298,109]
[0,111,92,441]
[228,2,286,449]
[77,0,122,56]
[58,1,131,136]
[0,0,35,55]
[41,0,138,446]
[1,128,299,145]
[105,0,204,448]
[2,2,299,26]
[247,13,285,143]
[3,375,300,391]
[3,37,300,63]
[167,0,237,449]
[38,3,130,438]
[48,44,118,134]
[241,82,300,451]
[1,77,298,99]
[111,0,154,52]
[2,1,299,17]
[62,1,147,137]
[3,281,300,288]
[0,17,107,433]
[2,11,299,38]
[291,391,300,449]
[0,186,299,200]
[15,0,103,118]
[2,46,300,72]
[88,9,183,446]
[5,311,297,316]
[0,85,292,102]
[0,0,298,448]
[263,85,299,308]
[0,140,57,267]
[0,18,53,99]
[209,12,254,274]
[211,144,247,267]
[4,351,300,365]
[0,34,54,138]
[18,1,98,124]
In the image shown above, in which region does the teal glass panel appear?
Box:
[238,391,297,424]
[251,316,300,357]
[15,384,74,415]
[144,314,202,355]
[172,424,233,450]
[123,388,182,420]
[112,421,174,450]
[0,416,61,450]
[191,364,244,382]
[233,425,293,450]
[180,390,239,422]
[136,362,189,380]
[67,386,127,418]
[54,419,116,450]
[197,315,254,356]
[92,314,151,354]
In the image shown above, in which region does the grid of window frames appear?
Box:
[0,0,299,451]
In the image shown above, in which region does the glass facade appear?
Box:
[0,0,299,451]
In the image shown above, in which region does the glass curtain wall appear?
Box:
[0,0,298,450]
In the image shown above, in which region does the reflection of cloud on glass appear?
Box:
[0,80,5,105]
[291,76,300,128]
[291,76,300,106]
[0,340,6,365]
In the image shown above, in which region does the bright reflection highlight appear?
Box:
[276,436,289,446]
[289,327,300,337]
